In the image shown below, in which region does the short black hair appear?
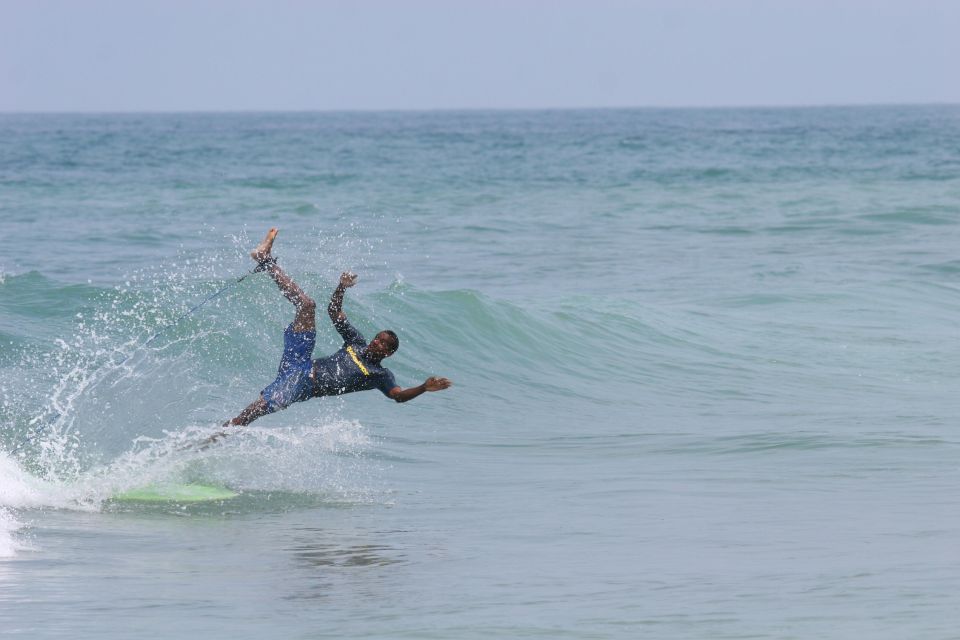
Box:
[382,330,399,352]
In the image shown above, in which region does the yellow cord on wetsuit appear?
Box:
[345,346,370,376]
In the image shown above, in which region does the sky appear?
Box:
[0,0,957,112]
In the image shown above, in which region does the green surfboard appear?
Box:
[113,483,238,503]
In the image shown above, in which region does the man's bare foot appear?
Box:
[175,428,229,452]
[251,228,278,264]
[199,430,227,448]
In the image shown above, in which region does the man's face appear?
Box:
[367,331,397,360]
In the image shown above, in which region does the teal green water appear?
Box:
[2,107,960,638]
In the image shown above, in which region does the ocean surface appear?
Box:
[1,106,959,638]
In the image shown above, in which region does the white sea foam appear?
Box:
[0,507,25,558]
[0,416,375,559]
[7,416,372,502]
[0,452,71,558]
[0,452,62,509]
[0,455,34,557]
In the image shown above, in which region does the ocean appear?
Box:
[1,106,959,638]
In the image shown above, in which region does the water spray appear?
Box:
[6,263,269,456]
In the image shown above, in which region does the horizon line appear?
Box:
[1,101,958,116]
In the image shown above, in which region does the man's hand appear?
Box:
[424,376,452,392]
[340,272,358,288]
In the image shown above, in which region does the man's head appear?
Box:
[366,330,399,360]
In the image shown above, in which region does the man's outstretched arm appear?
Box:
[389,376,453,403]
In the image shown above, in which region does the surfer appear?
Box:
[216,228,452,435]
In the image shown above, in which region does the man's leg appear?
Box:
[252,228,316,332]
[201,396,271,446]
[210,229,315,443]
[226,396,270,427]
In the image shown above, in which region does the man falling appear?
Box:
[222,228,452,431]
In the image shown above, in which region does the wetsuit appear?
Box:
[261,317,396,413]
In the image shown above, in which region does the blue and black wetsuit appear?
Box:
[261,318,397,413]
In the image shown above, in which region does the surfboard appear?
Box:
[112,483,238,503]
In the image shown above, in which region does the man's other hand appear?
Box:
[425,376,452,392]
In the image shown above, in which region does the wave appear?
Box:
[0,266,652,528]
[6,260,948,489]
[2,256,956,559]
[0,261,657,457]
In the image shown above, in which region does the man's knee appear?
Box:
[298,297,316,313]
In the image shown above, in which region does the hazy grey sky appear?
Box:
[1,0,957,112]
